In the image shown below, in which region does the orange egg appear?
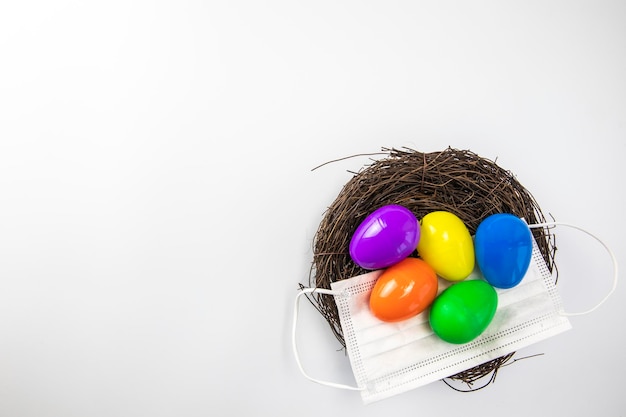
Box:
[369,257,438,322]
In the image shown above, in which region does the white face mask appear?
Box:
[292,221,618,404]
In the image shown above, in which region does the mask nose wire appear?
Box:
[527,221,619,317]
[292,287,365,391]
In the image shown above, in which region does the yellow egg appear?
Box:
[417,211,474,281]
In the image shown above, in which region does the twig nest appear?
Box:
[307,147,556,388]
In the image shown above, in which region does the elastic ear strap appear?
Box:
[292,287,364,391]
[528,221,619,316]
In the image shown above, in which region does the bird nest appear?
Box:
[305,147,556,390]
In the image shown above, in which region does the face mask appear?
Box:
[292,221,618,404]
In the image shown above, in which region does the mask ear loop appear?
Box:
[292,287,365,391]
[527,221,619,317]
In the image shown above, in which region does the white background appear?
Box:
[1,1,625,415]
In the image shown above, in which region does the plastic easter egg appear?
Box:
[349,205,419,270]
[417,211,474,281]
[370,257,438,322]
[429,280,498,344]
[475,213,533,289]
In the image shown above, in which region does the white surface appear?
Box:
[1,1,624,415]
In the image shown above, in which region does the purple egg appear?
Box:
[349,205,420,270]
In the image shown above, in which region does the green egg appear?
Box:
[429,280,498,344]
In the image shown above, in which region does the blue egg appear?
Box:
[475,214,533,289]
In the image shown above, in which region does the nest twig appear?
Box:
[306,147,556,388]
